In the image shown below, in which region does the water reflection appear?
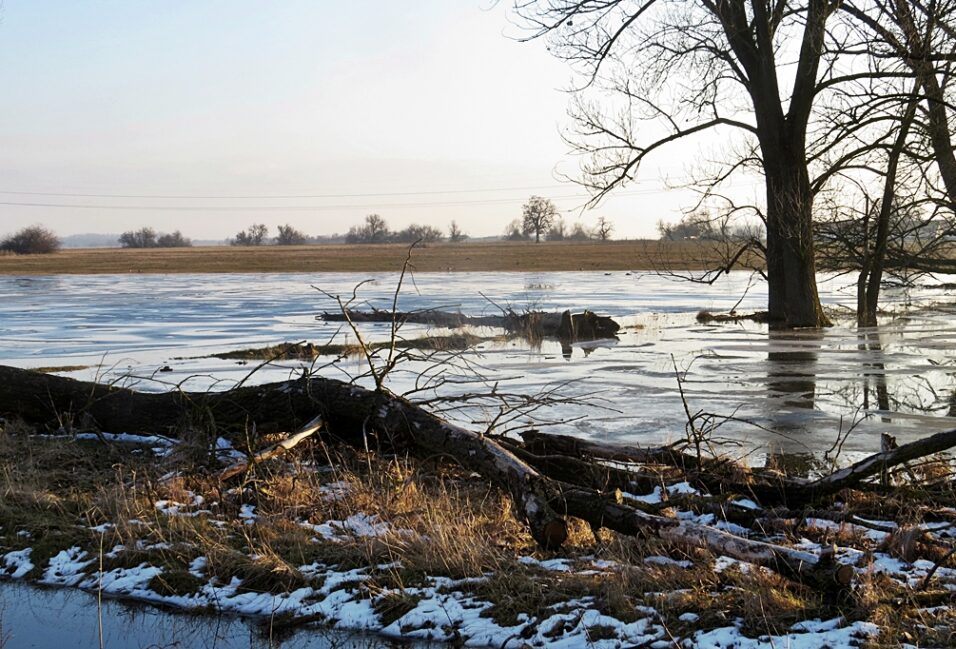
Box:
[0,581,428,649]
[859,329,891,420]
[766,330,820,411]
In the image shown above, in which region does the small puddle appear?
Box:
[0,581,428,649]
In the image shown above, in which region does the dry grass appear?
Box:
[0,240,761,275]
[0,425,947,643]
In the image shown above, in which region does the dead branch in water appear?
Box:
[318,308,621,342]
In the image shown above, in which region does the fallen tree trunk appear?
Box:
[521,428,956,508]
[0,364,569,549]
[0,364,852,587]
[319,308,621,341]
[553,487,852,589]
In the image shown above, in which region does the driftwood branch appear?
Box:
[218,415,325,482]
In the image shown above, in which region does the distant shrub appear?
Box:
[275,224,308,245]
[448,220,468,242]
[232,224,269,246]
[156,230,192,247]
[344,215,445,244]
[346,214,390,244]
[504,218,529,241]
[119,227,191,248]
[392,224,443,244]
[119,228,157,248]
[0,225,61,254]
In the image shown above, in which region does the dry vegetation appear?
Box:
[0,240,762,274]
[1,419,954,645]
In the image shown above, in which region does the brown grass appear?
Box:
[0,426,943,643]
[0,240,761,275]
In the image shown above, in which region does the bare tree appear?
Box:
[548,218,567,241]
[521,195,558,243]
[392,224,444,243]
[515,0,839,327]
[156,230,192,248]
[119,227,158,248]
[504,218,529,241]
[275,224,308,245]
[346,214,390,244]
[232,224,269,246]
[448,220,468,242]
[840,0,956,206]
[0,225,60,254]
[594,216,613,241]
[567,222,590,241]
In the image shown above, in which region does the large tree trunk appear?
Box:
[763,156,831,329]
[737,0,832,329]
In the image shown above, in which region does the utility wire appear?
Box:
[0,186,704,211]
[0,183,574,200]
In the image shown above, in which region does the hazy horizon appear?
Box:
[0,1,759,240]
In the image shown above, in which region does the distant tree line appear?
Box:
[119,227,192,248]
[505,196,614,242]
[0,225,61,254]
[344,214,451,244]
[656,212,762,242]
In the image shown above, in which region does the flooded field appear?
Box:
[2,270,955,456]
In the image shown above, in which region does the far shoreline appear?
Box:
[0,240,759,275]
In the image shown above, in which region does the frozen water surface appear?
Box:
[2,271,955,456]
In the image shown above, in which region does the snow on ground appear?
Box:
[0,542,888,649]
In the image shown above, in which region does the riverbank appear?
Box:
[0,425,950,648]
[0,240,759,274]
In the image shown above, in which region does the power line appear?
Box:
[0,186,696,212]
[0,183,574,200]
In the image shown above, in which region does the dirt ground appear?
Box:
[0,240,760,274]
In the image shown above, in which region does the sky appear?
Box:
[0,1,751,240]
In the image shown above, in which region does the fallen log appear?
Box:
[0,364,569,549]
[0,364,851,586]
[319,308,621,341]
[554,487,853,589]
[521,428,956,508]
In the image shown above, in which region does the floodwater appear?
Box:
[2,270,955,456]
[0,581,425,648]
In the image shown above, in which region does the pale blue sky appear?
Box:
[0,1,717,240]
